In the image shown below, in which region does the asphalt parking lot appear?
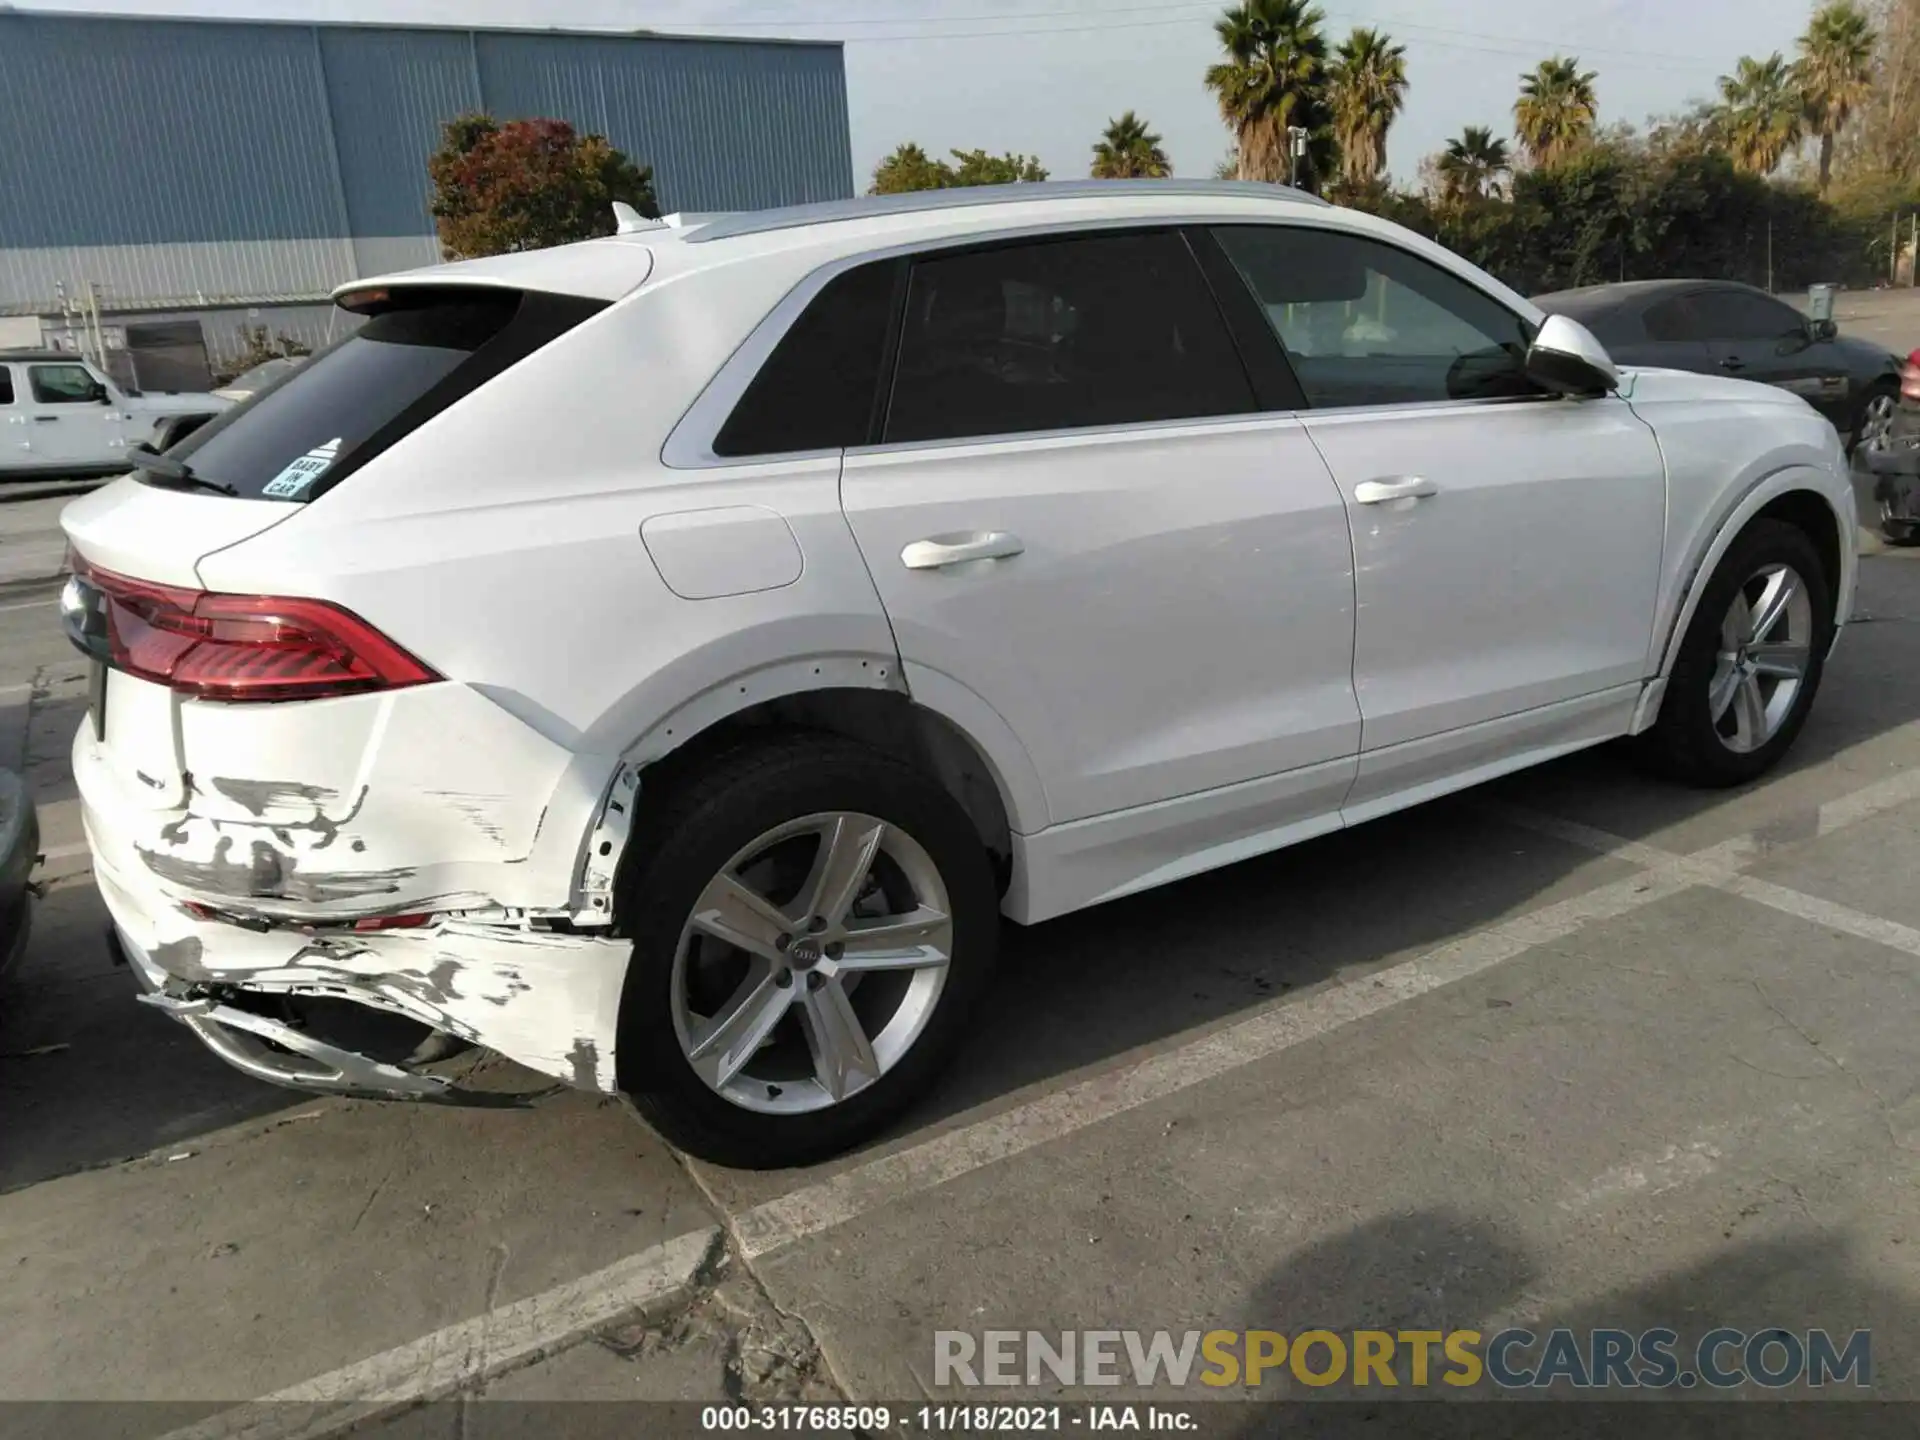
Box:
[5,480,1920,1432]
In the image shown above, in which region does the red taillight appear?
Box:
[351,912,435,932]
[72,557,438,703]
[1903,349,1920,402]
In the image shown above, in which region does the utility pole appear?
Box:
[1911,212,1918,287]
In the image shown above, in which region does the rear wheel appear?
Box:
[1635,519,1833,787]
[615,733,998,1168]
[1853,384,1898,456]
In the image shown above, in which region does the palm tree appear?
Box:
[1435,126,1513,202]
[1796,0,1876,193]
[1327,27,1408,187]
[1715,53,1805,174]
[1205,0,1330,185]
[1091,111,1172,178]
[1513,56,1599,166]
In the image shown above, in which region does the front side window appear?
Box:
[29,364,99,404]
[1212,226,1539,408]
[1686,289,1806,343]
[0,368,13,406]
[883,229,1256,445]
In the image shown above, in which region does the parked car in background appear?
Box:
[213,356,306,406]
[63,182,1858,1167]
[0,767,38,987]
[1862,348,1920,545]
[1532,280,1904,455]
[0,351,229,478]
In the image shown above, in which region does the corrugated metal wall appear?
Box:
[0,13,852,313]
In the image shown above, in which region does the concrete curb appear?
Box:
[156,1225,724,1440]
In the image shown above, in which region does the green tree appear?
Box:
[1091,111,1172,178]
[1715,53,1805,174]
[1205,0,1330,186]
[1514,56,1599,167]
[1213,152,1241,179]
[1435,126,1513,202]
[1797,0,1877,193]
[427,114,657,260]
[870,142,955,194]
[1327,27,1408,188]
[949,148,1049,186]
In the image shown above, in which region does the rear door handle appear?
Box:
[1353,476,1438,505]
[1719,357,1746,372]
[900,531,1025,569]
[32,415,58,423]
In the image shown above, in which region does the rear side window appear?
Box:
[0,369,12,406]
[169,288,603,501]
[884,229,1256,445]
[1643,296,1701,342]
[713,260,901,458]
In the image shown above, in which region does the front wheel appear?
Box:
[615,733,998,1168]
[1634,519,1833,788]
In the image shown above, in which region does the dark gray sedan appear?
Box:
[0,768,36,985]
[1533,279,1904,454]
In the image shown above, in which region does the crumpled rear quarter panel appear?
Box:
[80,680,580,919]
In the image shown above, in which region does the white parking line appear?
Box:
[157,1227,718,1440]
[0,598,56,614]
[728,867,1694,1259]
[1487,800,1920,962]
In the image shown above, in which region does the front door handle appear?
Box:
[1719,356,1746,372]
[900,531,1025,569]
[1353,476,1438,505]
[32,415,58,424]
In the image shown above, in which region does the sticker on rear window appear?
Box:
[261,437,341,499]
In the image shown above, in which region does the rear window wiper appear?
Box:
[129,445,240,497]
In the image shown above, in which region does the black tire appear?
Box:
[1634,518,1833,788]
[1879,512,1920,547]
[613,732,998,1169]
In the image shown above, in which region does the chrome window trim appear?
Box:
[660,212,1545,471]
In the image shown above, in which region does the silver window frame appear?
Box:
[660,213,1551,471]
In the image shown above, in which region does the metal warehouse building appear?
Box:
[0,10,852,388]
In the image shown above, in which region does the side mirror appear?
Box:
[1811,318,1839,343]
[88,381,110,404]
[1525,314,1619,397]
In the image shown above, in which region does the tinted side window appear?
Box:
[884,230,1255,445]
[714,259,901,458]
[1213,226,1538,408]
[0,369,12,406]
[1643,296,1701,342]
[1688,290,1805,341]
[30,364,98,403]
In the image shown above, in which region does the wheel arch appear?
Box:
[577,657,1047,926]
[1635,466,1852,734]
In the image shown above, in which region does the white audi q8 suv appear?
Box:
[62,181,1856,1167]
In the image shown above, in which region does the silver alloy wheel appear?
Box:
[1708,562,1814,755]
[1859,392,1898,453]
[669,811,953,1115]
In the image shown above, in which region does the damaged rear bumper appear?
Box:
[88,808,635,1104]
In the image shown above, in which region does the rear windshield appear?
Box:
[165,288,601,501]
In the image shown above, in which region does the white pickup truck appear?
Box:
[0,351,229,479]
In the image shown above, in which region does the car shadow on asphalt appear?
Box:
[0,878,293,1193]
[1214,1207,1920,1437]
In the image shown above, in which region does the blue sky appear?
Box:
[32,0,1822,186]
